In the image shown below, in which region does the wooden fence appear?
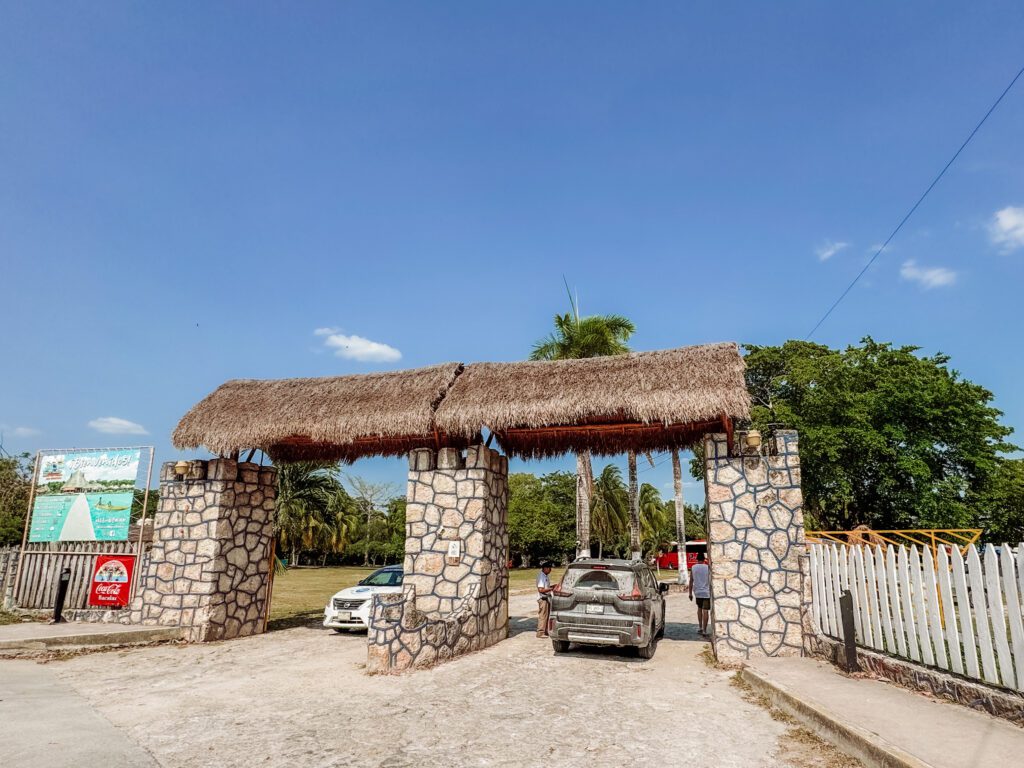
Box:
[809,541,1024,692]
[13,541,146,611]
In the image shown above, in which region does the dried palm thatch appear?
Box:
[172,363,470,463]
[173,343,748,463]
[435,342,749,458]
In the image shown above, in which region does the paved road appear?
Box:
[0,660,159,768]
[0,594,822,767]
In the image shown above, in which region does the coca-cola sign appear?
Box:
[88,554,136,607]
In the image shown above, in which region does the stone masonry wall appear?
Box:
[367,445,508,673]
[704,430,808,662]
[132,459,277,642]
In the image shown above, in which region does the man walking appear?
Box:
[688,551,711,636]
[536,562,554,638]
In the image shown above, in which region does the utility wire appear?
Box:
[805,62,1024,340]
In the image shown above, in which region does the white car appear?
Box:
[323,564,404,632]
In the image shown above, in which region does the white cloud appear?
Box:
[816,240,850,261]
[314,328,402,363]
[989,206,1024,253]
[88,417,149,435]
[899,260,957,290]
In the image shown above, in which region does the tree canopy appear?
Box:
[0,453,32,547]
[735,338,1016,533]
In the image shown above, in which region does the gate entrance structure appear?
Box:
[156,342,808,670]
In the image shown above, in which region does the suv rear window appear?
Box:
[561,566,635,592]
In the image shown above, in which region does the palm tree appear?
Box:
[627,450,641,560]
[275,461,343,566]
[639,482,669,555]
[671,450,688,585]
[590,464,628,559]
[531,301,635,558]
[315,490,361,565]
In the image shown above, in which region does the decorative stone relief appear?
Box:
[132,459,277,642]
[367,445,509,674]
[704,430,809,662]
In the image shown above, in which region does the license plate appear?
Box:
[336,611,351,621]
[585,604,604,614]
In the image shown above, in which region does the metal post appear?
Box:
[52,567,72,623]
[838,589,859,672]
[129,447,155,603]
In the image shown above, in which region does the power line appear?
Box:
[805,62,1024,340]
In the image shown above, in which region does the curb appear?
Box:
[739,666,931,768]
[0,626,186,653]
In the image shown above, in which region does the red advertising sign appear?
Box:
[88,554,136,607]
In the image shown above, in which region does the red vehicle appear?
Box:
[656,540,708,571]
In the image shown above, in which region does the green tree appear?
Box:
[345,475,398,566]
[275,461,345,566]
[638,482,670,554]
[590,464,628,558]
[530,305,635,557]
[734,338,1015,531]
[508,471,576,566]
[0,452,33,546]
[977,459,1024,544]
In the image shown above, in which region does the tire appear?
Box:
[655,618,665,639]
[638,628,658,659]
[552,639,571,654]
[333,628,348,634]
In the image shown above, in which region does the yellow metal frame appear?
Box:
[805,528,982,558]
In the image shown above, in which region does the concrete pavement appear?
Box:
[744,655,1024,768]
[0,660,159,768]
[0,621,184,652]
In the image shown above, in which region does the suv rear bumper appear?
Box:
[549,618,641,647]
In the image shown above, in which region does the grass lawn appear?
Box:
[267,566,546,629]
[268,566,376,628]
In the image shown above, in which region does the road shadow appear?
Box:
[663,620,709,642]
[509,614,537,637]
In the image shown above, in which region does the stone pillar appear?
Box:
[133,459,277,642]
[367,445,509,673]
[703,430,806,662]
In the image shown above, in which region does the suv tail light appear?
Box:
[618,584,643,601]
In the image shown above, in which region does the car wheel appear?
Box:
[655,618,665,639]
[552,639,571,654]
[638,628,658,659]
[333,628,348,634]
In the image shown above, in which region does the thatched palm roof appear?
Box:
[172,343,749,462]
[172,363,468,463]
[436,342,749,458]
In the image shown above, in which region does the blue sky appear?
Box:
[2,3,1023,503]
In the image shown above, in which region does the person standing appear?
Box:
[536,562,554,638]
[688,551,712,636]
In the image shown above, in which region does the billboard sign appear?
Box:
[28,449,141,543]
[88,554,136,607]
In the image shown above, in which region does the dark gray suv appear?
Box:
[548,558,668,659]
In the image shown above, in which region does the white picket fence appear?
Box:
[808,541,1024,691]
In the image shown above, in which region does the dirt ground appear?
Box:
[37,594,841,768]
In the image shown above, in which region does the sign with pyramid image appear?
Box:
[28,449,141,542]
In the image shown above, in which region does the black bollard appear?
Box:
[53,567,72,623]
[838,589,859,672]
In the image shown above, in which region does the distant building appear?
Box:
[61,469,89,493]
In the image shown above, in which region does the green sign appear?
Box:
[29,449,140,543]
